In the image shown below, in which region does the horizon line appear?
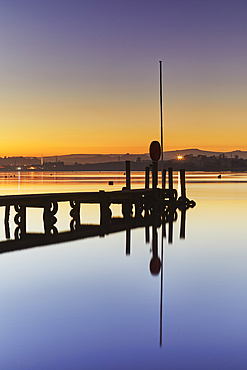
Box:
[0,148,246,158]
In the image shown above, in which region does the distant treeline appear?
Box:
[0,154,247,171]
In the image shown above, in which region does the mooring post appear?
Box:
[162,169,166,189]
[126,161,130,190]
[145,167,150,189]
[180,169,186,198]
[168,167,173,190]
[152,161,158,188]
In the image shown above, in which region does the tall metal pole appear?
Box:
[159,61,164,188]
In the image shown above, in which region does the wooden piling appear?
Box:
[168,167,173,190]
[180,169,186,198]
[126,161,130,190]
[145,167,150,189]
[152,161,158,189]
[162,169,166,189]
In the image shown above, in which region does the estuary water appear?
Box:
[0,171,247,369]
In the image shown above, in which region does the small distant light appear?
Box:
[177,155,183,160]
[17,167,21,170]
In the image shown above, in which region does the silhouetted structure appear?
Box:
[0,146,195,256]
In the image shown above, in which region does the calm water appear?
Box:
[1,171,247,369]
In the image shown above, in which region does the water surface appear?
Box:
[0,171,247,369]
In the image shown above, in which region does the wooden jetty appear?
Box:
[0,139,196,254]
[0,161,195,254]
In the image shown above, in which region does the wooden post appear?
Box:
[145,167,150,189]
[180,169,186,198]
[126,161,130,190]
[168,167,173,190]
[152,161,158,189]
[162,169,166,189]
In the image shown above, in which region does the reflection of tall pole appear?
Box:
[159,61,164,188]
[160,223,165,347]
[145,226,150,244]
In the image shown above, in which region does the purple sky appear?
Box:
[1,0,247,155]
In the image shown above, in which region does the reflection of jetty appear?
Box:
[0,199,191,254]
[0,164,195,254]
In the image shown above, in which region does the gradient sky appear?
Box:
[1,0,247,156]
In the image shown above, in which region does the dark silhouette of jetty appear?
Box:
[0,159,195,254]
[0,140,195,255]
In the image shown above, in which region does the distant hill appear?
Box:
[43,149,247,164]
[223,150,247,159]
[161,149,220,160]
[1,149,247,167]
[43,153,150,165]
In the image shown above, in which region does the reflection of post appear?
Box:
[145,226,150,243]
[4,205,10,239]
[168,219,173,244]
[126,229,130,255]
[14,204,26,238]
[150,227,161,275]
[126,161,130,190]
[100,191,112,226]
[70,200,81,231]
[168,209,173,244]
[162,222,166,239]
[180,208,186,239]
[43,201,58,234]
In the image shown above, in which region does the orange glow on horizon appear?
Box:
[1,144,247,157]
[1,93,247,156]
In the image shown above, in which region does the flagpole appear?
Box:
[159,61,164,188]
